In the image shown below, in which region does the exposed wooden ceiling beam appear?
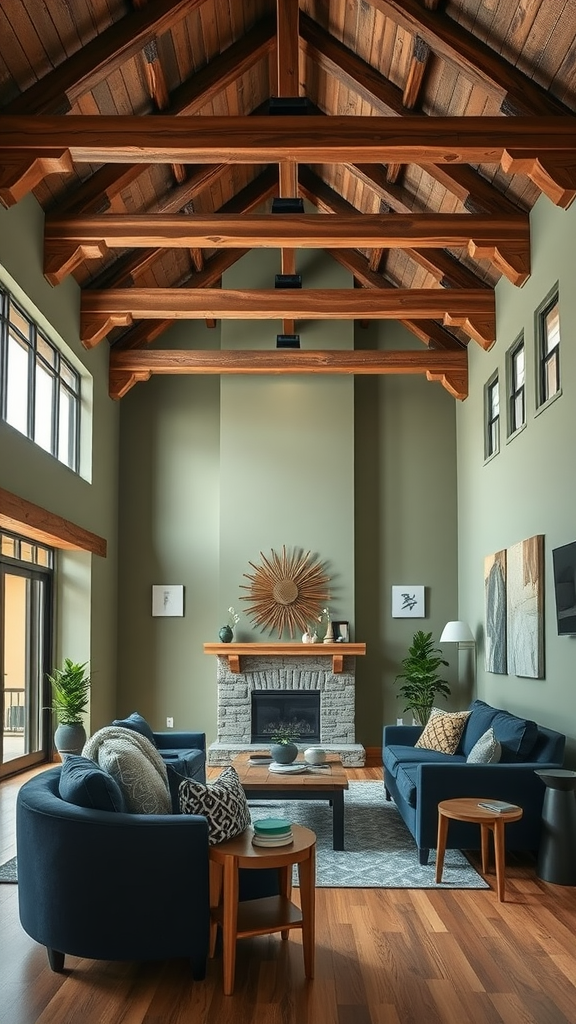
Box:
[2,0,202,116]
[276,0,301,334]
[4,116,575,209]
[368,0,572,116]
[108,348,468,403]
[45,212,530,286]
[81,286,495,350]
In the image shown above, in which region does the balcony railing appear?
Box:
[4,688,25,733]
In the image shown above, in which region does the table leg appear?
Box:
[297,843,316,980]
[209,860,223,958]
[332,791,345,850]
[492,818,507,902]
[279,864,291,940]
[480,823,490,875]
[222,855,240,995]
[435,811,449,883]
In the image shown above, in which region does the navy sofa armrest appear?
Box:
[414,760,552,854]
[154,731,206,752]
[383,724,423,747]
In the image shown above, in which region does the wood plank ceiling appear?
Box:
[1,0,576,400]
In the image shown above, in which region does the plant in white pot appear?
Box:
[48,658,91,757]
[394,630,450,726]
[269,724,300,764]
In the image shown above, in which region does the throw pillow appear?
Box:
[59,754,126,812]
[111,711,157,747]
[179,765,251,844]
[415,708,471,754]
[83,726,171,815]
[466,727,502,764]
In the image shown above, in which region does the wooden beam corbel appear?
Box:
[0,150,73,208]
[44,242,110,286]
[109,369,152,400]
[501,151,576,210]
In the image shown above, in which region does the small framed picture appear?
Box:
[152,585,184,617]
[392,586,425,618]
[332,620,350,642]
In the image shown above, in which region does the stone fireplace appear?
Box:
[205,644,366,765]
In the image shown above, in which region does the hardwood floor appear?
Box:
[2,765,576,1024]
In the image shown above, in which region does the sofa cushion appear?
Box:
[59,754,126,812]
[415,708,471,754]
[179,766,251,844]
[460,700,500,756]
[466,727,502,764]
[111,712,157,747]
[491,710,538,762]
[83,726,171,815]
[384,744,464,779]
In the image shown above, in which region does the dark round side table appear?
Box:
[535,769,576,886]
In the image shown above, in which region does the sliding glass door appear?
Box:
[0,541,52,776]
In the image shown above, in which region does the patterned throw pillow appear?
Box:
[179,766,251,844]
[415,708,471,754]
[466,727,502,764]
[83,726,171,815]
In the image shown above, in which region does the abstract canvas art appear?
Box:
[506,535,544,678]
[391,586,425,618]
[484,549,507,673]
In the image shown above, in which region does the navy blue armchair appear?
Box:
[17,767,278,975]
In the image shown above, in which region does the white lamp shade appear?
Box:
[440,620,475,644]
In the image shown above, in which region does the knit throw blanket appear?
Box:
[83,725,171,814]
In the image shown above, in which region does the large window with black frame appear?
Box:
[536,286,561,408]
[484,372,500,460]
[0,531,53,777]
[0,284,80,472]
[508,334,526,436]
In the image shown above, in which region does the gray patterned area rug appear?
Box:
[249,781,489,889]
[0,856,17,883]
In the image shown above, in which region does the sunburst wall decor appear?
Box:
[239,546,331,639]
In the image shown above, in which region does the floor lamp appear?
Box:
[440,621,476,700]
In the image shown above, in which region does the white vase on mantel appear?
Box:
[302,629,318,644]
[323,617,334,643]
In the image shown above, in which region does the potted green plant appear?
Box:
[394,630,450,726]
[48,658,91,757]
[269,724,300,764]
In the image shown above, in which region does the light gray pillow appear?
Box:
[466,727,502,764]
[83,726,171,814]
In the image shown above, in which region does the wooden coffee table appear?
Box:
[233,752,349,850]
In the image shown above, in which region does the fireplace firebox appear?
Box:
[251,690,320,743]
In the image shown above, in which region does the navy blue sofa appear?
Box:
[383,699,566,865]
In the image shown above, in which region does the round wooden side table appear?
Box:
[209,823,316,995]
[435,797,523,901]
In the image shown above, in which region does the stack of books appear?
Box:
[252,817,294,847]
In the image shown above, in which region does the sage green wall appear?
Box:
[456,193,576,764]
[220,249,355,636]
[0,195,120,728]
[354,321,460,742]
[117,248,356,740]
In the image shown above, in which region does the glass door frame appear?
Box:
[0,557,53,778]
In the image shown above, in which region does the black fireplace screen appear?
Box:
[251,691,320,743]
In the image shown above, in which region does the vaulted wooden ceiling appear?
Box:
[1,0,576,400]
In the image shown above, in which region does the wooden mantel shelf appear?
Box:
[203,641,366,675]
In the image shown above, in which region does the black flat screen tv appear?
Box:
[552,541,576,635]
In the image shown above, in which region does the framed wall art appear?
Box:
[152,584,184,617]
[392,586,425,618]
